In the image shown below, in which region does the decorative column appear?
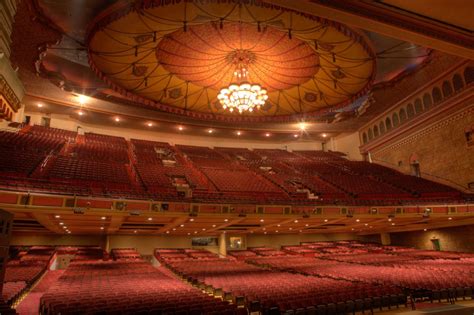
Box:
[380,233,391,245]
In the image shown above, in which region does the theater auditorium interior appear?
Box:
[0,0,473,314]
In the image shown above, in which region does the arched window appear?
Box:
[392,113,400,127]
[373,125,379,137]
[452,74,464,92]
[385,117,392,130]
[379,121,385,134]
[362,132,368,144]
[464,67,474,85]
[368,128,373,140]
[414,98,423,113]
[423,93,432,110]
[432,87,442,104]
[407,104,415,118]
[442,81,453,97]
[399,108,407,122]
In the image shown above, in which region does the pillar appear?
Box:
[380,233,391,245]
[218,232,227,257]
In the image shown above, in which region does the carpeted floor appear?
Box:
[15,270,64,315]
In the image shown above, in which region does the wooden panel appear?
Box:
[199,205,221,214]
[432,206,448,214]
[324,207,340,215]
[264,206,284,214]
[76,199,113,209]
[168,203,190,213]
[231,205,256,214]
[0,193,18,204]
[126,202,150,211]
[32,196,63,207]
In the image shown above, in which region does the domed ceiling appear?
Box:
[86,0,376,122]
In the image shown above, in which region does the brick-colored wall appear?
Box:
[370,105,474,190]
[390,225,474,253]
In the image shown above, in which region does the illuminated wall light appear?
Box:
[78,110,84,116]
[391,223,395,226]
[37,103,43,108]
[212,224,216,228]
[423,229,428,232]
[324,219,328,222]
[448,217,452,220]
[114,117,120,122]
[147,217,153,221]
[294,220,298,223]
[187,233,191,235]
[180,224,184,227]
[178,126,184,131]
[134,230,137,233]
[101,216,106,220]
[77,94,88,104]
[208,129,213,134]
[293,134,298,138]
[322,133,327,138]
[100,227,104,230]
[147,122,153,127]
[189,218,194,222]
[236,131,242,136]
[224,219,228,222]
[54,215,60,218]
[59,222,64,225]
[299,122,306,130]
[166,231,170,234]
[172,228,176,231]
[265,133,270,137]
[260,219,264,222]
[356,219,360,222]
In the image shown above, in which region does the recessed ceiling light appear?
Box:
[264,232,267,234]
[166,231,170,234]
[369,226,373,228]
[212,224,216,228]
[364,223,368,226]
[202,228,206,231]
[324,219,328,222]
[172,228,176,231]
[67,231,71,234]
[59,222,64,225]
[134,230,137,233]
[294,220,298,223]
[351,228,355,231]
[356,219,360,222]
[147,217,153,221]
[208,129,213,134]
[147,122,153,127]
[262,228,266,231]
[275,230,279,233]
[289,227,292,230]
[189,218,194,222]
[63,226,67,229]
[391,223,395,226]
[277,224,280,227]
[260,219,264,222]
[305,224,309,227]
[322,133,327,138]
[187,233,191,235]
[37,103,43,108]
[180,224,184,227]
[236,131,241,136]
[448,217,452,220]
[299,230,302,233]
[114,117,120,122]
[194,231,197,234]
[388,218,392,222]
[100,227,104,230]
[224,219,228,222]
[101,216,106,220]
[423,229,427,232]
[178,126,183,131]
[54,215,60,219]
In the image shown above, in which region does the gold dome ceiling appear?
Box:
[87,0,376,123]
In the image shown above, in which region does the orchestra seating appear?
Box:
[0,126,465,205]
[39,260,239,315]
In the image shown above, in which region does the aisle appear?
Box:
[15,270,64,315]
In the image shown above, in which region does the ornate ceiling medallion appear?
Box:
[87,0,376,123]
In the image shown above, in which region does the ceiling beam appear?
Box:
[265,0,474,59]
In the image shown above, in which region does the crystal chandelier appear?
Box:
[218,53,268,114]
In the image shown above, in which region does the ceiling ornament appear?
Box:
[86,0,376,123]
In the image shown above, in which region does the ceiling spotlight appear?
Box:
[277,224,280,227]
[180,224,184,227]
[194,231,197,234]
[134,230,137,233]
[100,227,104,230]
[322,133,327,138]
[388,218,392,222]
[37,103,43,108]
[172,228,176,231]
[178,126,183,131]
[67,231,71,234]
[187,233,191,235]
[147,122,153,127]
[260,219,264,222]
[114,117,120,122]
[289,227,292,230]
[147,217,153,221]
[224,219,228,222]
[293,134,298,138]
[364,223,368,226]
[59,222,64,225]
[63,226,67,229]
[101,216,106,220]
[391,223,395,226]
[236,131,241,136]
[265,133,270,137]
[294,220,298,223]
[423,228,427,232]
[275,230,279,233]
[299,122,306,130]
[202,228,206,231]
[351,228,355,231]
[54,215,60,219]
[189,218,194,222]
[356,219,360,222]
[448,217,452,220]
[212,224,216,228]
[78,110,84,116]
[262,228,266,231]
[264,232,267,234]
[166,231,170,234]
[305,224,309,227]
[77,94,88,104]
[324,219,328,222]
[208,129,213,134]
